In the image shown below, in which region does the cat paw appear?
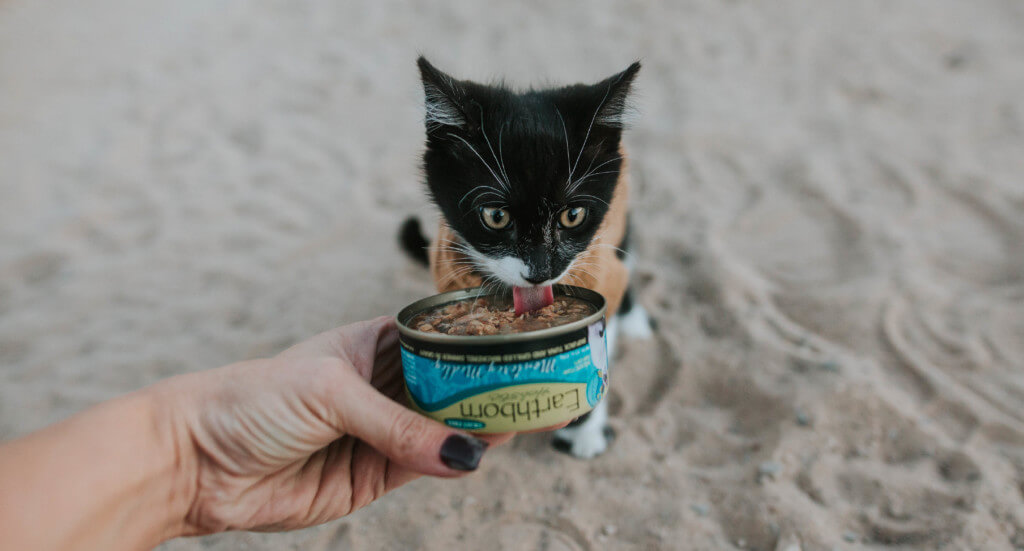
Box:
[620,305,654,340]
[552,425,616,459]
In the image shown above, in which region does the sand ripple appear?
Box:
[2,1,1023,550]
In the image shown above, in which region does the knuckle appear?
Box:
[388,412,429,460]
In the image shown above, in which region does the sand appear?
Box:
[2,1,1023,549]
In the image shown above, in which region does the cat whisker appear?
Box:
[475,274,506,300]
[570,169,620,187]
[439,255,479,265]
[570,269,600,279]
[563,282,577,297]
[569,260,601,272]
[438,236,477,251]
[561,257,592,282]
[570,84,613,178]
[483,276,503,294]
[438,241,478,257]
[447,133,510,195]
[441,260,480,271]
[438,264,479,285]
[566,167,621,197]
[576,139,606,182]
[566,275,590,296]
[590,242,630,257]
[566,256,602,274]
[470,191,508,209]
[439,245,485,267]
[439,270,475,286]
[555,106,620,197]
[494,122,513,192]
[569,194,610,207]
[445,253,480,266]
[467,273,496,296]
[587,153,625,172]
[498,122,510,187]
[571,268,599,281]
[566,159,622,195]
[555,107,574,186]
[477,106,513,192]
[459,185,506,208]
[457,209,480,222]
[587,230,615,247]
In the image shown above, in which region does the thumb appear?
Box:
[335,370,488,477]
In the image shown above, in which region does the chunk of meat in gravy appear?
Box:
[411,296,594,335]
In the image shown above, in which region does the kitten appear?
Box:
[399,57,653,458]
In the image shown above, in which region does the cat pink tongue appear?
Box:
[513,285,554,316]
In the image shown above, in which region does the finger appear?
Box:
[369,339,403,389]
[335,371,488,477]
[373,317,400,358]
[518,420,572,434]
[381,432,515,493]
[278,316,395,366]
[477,432,515,447]
[342,317,398,377]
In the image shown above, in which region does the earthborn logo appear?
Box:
[447,387,583,426]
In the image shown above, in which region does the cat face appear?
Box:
[418,57,640,288]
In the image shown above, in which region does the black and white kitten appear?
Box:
[400,57,652,458]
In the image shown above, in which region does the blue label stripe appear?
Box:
[407,378,589,411]
[402,342,603,411]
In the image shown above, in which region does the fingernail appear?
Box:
[440,434,488,471]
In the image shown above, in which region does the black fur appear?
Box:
[415,57,640,286]
[566,411,592,427]
[552,425,616,456]
[399,216,430,266]
[618,286,635,315]
[616,218,631,261]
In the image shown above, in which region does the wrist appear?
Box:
[142,376,202,542]
[0,382,202,550]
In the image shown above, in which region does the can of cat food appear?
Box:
[396,285,608,433]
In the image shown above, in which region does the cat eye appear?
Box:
[480,206,512,230]
[559,206,587,228]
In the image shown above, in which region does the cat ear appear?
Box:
[417,56,470,133]
[591,61,641,129]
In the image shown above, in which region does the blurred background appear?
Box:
[2,1,1023,549]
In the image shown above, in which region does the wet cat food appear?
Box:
[410,296,595,336]
[397,285,608,433]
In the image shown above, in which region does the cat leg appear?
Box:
[551,315,618,458]
[617,285,654,341]
[615,222,654,341]
[551,226,656,459]
[551,396,613,459]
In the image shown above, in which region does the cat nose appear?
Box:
[523,274,549,285]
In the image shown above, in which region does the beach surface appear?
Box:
[2,1,1023,549]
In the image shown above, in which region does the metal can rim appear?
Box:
[396,284,607,346]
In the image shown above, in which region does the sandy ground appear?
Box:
[2,1,1024,549]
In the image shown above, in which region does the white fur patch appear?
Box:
[622,250,637,273]
[459,246,531,287]
[605,314,619,359]
[487,256,531,286]
[620,305,653,340]
[554,399,610,459]
[423,83,465,131]
[460,242,576,289]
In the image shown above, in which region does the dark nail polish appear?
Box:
[440,434,488,471]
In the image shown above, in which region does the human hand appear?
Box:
[156,316,513,535]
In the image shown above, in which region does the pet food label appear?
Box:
[401,320,608,433]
